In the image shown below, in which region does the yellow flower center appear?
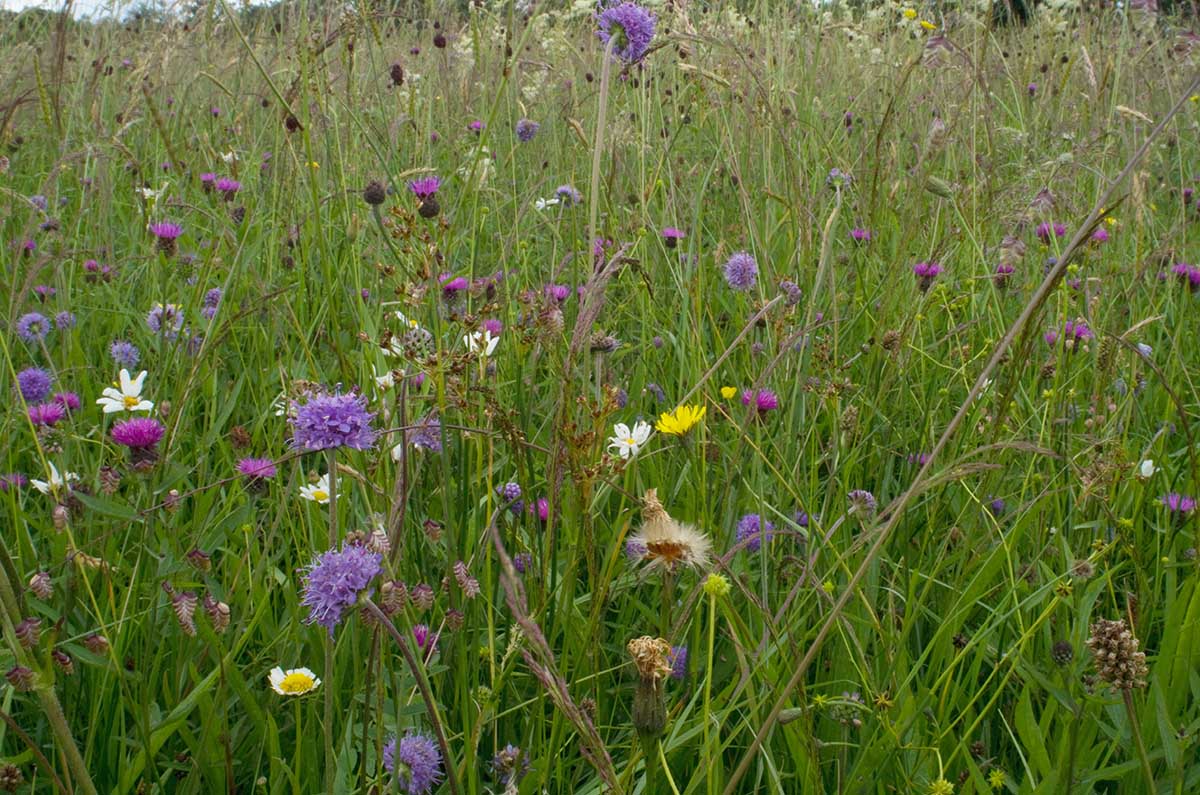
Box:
[278,672,316,694]
[626,437,636,445]
[312,490,328,502]
[123,395,140,409]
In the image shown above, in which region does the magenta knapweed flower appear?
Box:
[1161,493,1196,514]
[741,388,779,414]
[200,173,216,190]
[236,457,276,480]
[595,2,657,63]
[150,222,182,240]
[723,251,758,291]
[289,390,377,451]
[28,402,65,427]
[1091,227,1109,244]
[1036,222,1066,244]
[544,283,571,303]
[994,262,1015,287]
[408,177,440,201]
[383,732,443,794]
[1045,319,1092,348]
[662,227,685,248]
[112,417,165,449]
[913,261,943,291]
[850,227,872,243]
[468,120,484,133]
[300,543,382,634]
[216,178,241,200]
[53,392,80,411]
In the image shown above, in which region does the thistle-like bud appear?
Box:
[1086,618,1148,690]
[364,180,388,207]
[204,594,230,634]
[28,571,52,600]
[99,465,122,495]
[627,636,672,741]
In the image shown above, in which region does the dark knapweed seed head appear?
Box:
[364,180,387,206]
[389,62,405,86]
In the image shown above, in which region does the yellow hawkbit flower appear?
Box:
[655,404,706,435]
[703,573,731,598]
[903,7,917,18]
[720,386,737,400]
[627,489,712,573]
[919,19,937,30]
[307,161,320,169]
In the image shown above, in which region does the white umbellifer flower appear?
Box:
[299,473,335,504]
[607,421,653,460]
[1137,460,1159,479]
[268,666,321,695]
[96,369,153,414]
[464,329,499,357]
[31,463,78,495]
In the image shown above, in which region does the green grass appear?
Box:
[0,1,1199,793]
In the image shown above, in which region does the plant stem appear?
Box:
[587,38,616,281]
[324,448,339,794]
[640,735,660,794]
[704,592,718,795]
[1123,690,1156,793]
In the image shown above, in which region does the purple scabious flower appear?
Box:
[595,2,657,63]
[53,392,80,411]
[555,185,583,206]
[736,513,776,552]
[112,417,165,449]
[17,368,53,402]
[28,194,48,211]
[668,645,688,680]
[147,304,184,337]
[28,402,65,427]
[625,539,648,559]
[850,227,872,243]
[202,288,222,320]
[848,489,877,516]
[0,474,27,492]
[792,510,810,528]
[236,457,276,480]
[382,732,443,794]
[912,262,943,291]
[741,389,779,414]
[491,744,531,786]
[290,390,378,452]
[110,340,141,369]
[987,497,1006,516]
[300,543,383,634]
[779,279,803,306]
[513,552,532,573]
[515,118,540,142]
[16,312,51,343]
[496,481,522,502]
[408,177,441,202]
[54,311,75,330]
[662,227,685,248]
[408,413,443,452]
[723,251,758,291]
[1161,493,1196,514]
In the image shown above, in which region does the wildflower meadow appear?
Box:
[2,0,1200,791]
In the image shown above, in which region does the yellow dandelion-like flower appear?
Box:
[268,666,321,696]
[627,488,712,573]
[703,573,731,598]
[655,404,706,436]
[987,768,1006,790]
[720,386,736,400]
[903,7,917,18]
[920,19,937,30]
[307,161,320,170]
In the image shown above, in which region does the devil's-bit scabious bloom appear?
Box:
[662,227,685,248]
[491,744,531,787]
[147,304,184,337]
[17,368,52,403]
[202,288,222,320]
[382,732,443,795]
[515,118,540,142]
[848,489,877,516]
[15,313,50,343]
[667,644,688,681]
[110,340,140,369]
[741,389,779,415]
[595,2,656,63]
[97,369,154,413]
[555,185,583,206]
[149,222,182,255]
[289,390,377,451]
[300,543,382,634]
[608,420,652,459]
[723,251,758,291]
[736,513,775,552]
[399,413,443,459]
[655,404,706,436]
[628,489,711,573]
[1161,493,1196,515]
[912,261,942,291]
[268,666,321,695]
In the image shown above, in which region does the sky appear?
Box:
[1,0,121,16]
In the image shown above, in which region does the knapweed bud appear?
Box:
[28,571,52,600]
[627,636,672,741]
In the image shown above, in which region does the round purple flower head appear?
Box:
[110,340,141,369]
[17,368,53,403]
[596,2,657,63]
[149,222,182,254]
[236,457,276,480]
[28,402,65,427]
[515,118,540,142]
[668,645,688,680]
[16,313,51,343]
[54,311,75,330]
[0,474,27,492]
[848,489,877,516]
[1035,222,1066,244]
[147,304,185,336]
[290,389,378,452]
[850,227,872,243]
[382,732,443,795]
[408,413,443,453]
[736,513,776,552]
[111,417,165,449]
[555,185,583,206]
[408,177,441,202]
[912,262,942,291]
[1161,493,1196,515]
[202,288,223,320]
[300,543,383,634]
[741,389,779,414]
[723,251,758,292]
[53,392,81,411]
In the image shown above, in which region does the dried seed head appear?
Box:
[1086,618,1148,690]
[1051,639,1074,666]
[99,465,122,495]
[881,329,902,353]
[627,636,672,682]
[364,180,387,206]
[0,763,24,792]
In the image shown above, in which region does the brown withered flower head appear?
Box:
[627,489,712,574]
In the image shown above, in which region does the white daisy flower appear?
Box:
[464,329,499,357]
[96,369,153,414]
[268,666,321,695]
[299,473,335,504]
[31,463,78,495]
[607,421,652,459]
[535,197,560,211]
